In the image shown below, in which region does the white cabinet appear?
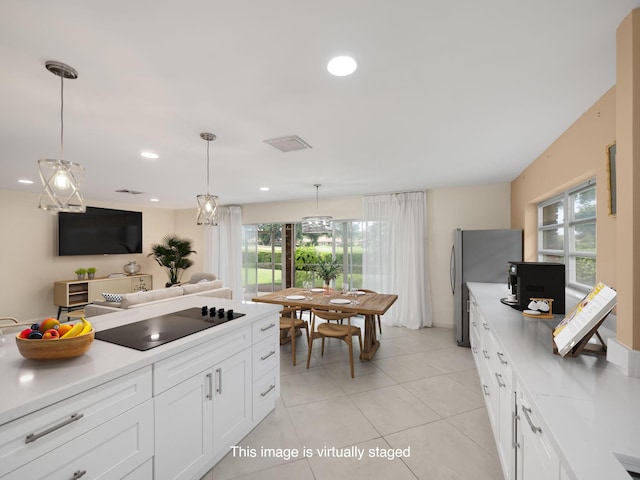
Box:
[154,370,214,480]
[516,385,560,480]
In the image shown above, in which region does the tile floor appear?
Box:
[203,319,505,480]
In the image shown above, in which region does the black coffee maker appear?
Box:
[506,261,566,313]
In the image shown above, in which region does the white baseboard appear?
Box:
[607,337,640,377]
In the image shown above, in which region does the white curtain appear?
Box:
[204,206,244,301]
[362,191,433,328]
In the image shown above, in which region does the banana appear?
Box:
[80,317,93,335]
[61,321,84,338]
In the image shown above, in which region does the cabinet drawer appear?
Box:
[253,335,279,381]
[0,367,152,477]
[253,369,279,423]
[154,326,251,395]
[252,314,278,344]
[3,400,154,480]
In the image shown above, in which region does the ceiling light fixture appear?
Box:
[302,184,333,234]
[260,186,270,191]
[141,151,159,159]
[327,56,357,76]
[18,179,34,184]
[38,61,85,213]
[196,132,219,226]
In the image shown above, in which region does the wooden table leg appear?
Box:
[360,314,380,361]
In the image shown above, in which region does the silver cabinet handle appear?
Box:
[216,367,222,394]
[512,410,519,449]
[497,351,508,365]
[471,321,477,327]
[206,372,213,400]
[260,384,276,397]
[482,384,490,396]
[260,323,276,332]
[72,470,87,479]
[261,350,276,361]
[482,323,489,331]
[25,413,84,444]
[472,346,477,354]
[522,406,542,434]
[482,350,490,359]
[495,372,505,388]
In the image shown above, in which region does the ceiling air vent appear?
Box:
[116,189,145,195]
[263,135,312,153]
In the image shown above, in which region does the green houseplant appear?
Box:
[148,234,196,286]
[315,256,342,288]
[74,268,87,280]
[87,267,96,279]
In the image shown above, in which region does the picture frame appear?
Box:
[606,142,616,216]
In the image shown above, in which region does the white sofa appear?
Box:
[85,280,232,317]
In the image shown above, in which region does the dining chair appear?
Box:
[279,306,309,366]
[357,289,383,334]
[306,308,362,378]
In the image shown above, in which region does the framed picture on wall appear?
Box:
[607,142,616,216]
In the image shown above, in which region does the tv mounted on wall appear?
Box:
[58,206,143,256]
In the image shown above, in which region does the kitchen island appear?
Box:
[0,295,282,479]
[468,282,640,480]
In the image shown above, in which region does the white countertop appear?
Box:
[0,296,281,426]
[467,282,640,480]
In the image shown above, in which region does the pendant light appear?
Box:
[196,132,219,226]
[38,61,85,213]
[302,184,333,234]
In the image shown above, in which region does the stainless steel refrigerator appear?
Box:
[450,228,523,347]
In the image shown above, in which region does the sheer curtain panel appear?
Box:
[204,206,244,300]
[362,192,433,328]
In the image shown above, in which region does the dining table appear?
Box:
[251,287,398,360]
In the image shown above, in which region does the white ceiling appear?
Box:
[1,1,637,209]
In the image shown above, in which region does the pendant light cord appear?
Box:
[206,138,210,193]
[59,75,64,160]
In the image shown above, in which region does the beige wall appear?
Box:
[510,88,617,287]
[427,183,512,328]
[0,190,184,322]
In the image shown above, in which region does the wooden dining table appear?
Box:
[251,287,398,360]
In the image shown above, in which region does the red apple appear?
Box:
[18,328,32,339]
[42,329,60,340]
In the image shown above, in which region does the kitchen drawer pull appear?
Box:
[472,346,477,354]
[261,350,276,361]
[482,384,490,396]
[25,412,84,444]
[522,406,542,434]
[497,352,508,365]
[216,368,222,394]
[72,470,87,479]
[260,384,276,397]
[482,323,489,331]
[482,349,490,359]
[495,372,505,388]
[260,323,276,332]
[206,372,213,400]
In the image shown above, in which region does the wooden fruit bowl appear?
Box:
[15,330,95,360]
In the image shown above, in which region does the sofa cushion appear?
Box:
[119,286,184,308]
[182,280,223,295]
[102,293,123,303]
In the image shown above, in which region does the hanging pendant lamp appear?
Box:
[302,184,333,234]
[38,61,85,213]
[196,132,219,226]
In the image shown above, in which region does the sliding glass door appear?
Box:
[241,224,283,300]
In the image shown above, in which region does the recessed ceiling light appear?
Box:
[150,198,160,202]
[260,187,270,191]
[18,179,34,184]
[141,151,159,159]
[327,56,357,76]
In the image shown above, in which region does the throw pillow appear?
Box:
[102,292,123,303]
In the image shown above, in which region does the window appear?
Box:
[538,180,596,289]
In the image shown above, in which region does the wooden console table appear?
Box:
[53,274,152,319]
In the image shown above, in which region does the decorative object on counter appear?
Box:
[522,298,553,319]
[74,268,87,280]
[196,132,219,226]
[15,317,94,360]
[87,267,96,279]
[314,256,342,291]
[38,60,85,213]
[123,261,141,276]
[148,234,196,287]
[302,184,333,234]
[552,282,616,357]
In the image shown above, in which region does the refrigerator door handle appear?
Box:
[450,244,456,294]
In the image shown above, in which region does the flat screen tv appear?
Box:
[58,206,143,256]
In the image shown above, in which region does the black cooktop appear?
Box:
[95,307,245,351]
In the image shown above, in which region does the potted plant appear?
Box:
[74,268,87,280]
[87,267,96,279]
[148,234,196,287]
[315,256,342,291]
